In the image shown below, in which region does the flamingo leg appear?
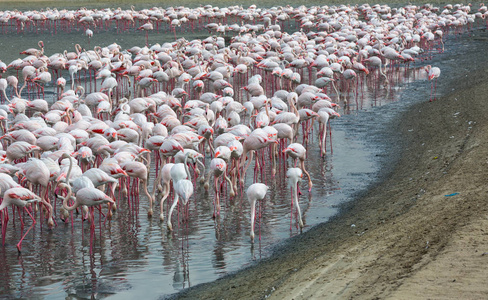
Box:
[2,209,8,246]
[290,187,293,231]
[16,207,36,252]
[213,177,220,218]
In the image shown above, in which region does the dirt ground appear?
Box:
[173,53,488,299]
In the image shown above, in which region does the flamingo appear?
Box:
[241,83,264,97]
[7,76,19,98]
[6,141,40,162]
[287,168,304,230]
[317,108,341,156]
[83,168,119,201]
[16,158,54,228]
[364,56,389,85]
[85,28,93,45]
[57,152,82,183]
[100,75,118,105]
[32,68,51,98]
[121,160,153,206]
[159,151,195,222]
[425,65,441,101]
[0,78,10,103]
[283,143,313,191]
[20,41,44,57]
[238,129,277,185]
[152,163,174,220]
[246,183,269,242]
[167,179,193,231]
[68,63,81,90]
[0,187,42,251]
[57,182,115,225]
[272,92,300,137]
[207,158,234,218]
[18,66,36,97]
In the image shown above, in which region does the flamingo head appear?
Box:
[139,148,151,154]
[116,168,128,177]
[215,163,226,171]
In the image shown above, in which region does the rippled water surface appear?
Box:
[0,3,482,299]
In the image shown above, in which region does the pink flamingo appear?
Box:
[287,168,304,230]
[206,158,234,218]
[246,183,269,242]
[317,108,341,156]
[0,187,42,252]
[121,160,153,206]
[167,179,193,231]
[0,78,10,103]
[83,168,119,203]
[152,163,174,220]
[56,182,116,232]
[425,65,441,101]
[283,143,313,191]
[238,129,277,185]
[16,158,54,228]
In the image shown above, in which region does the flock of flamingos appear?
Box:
[0,3,480,252]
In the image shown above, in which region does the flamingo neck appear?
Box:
[183,152,191,180]
[250,199,256,240]
[65,155,74,183]
[18,80,28,96]
[1,90,10,103]
[289,98,299,117]
[61,184,76,211]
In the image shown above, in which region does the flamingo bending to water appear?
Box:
[246,183,269,242]
[425,65,441,101]
[0,187,42,252]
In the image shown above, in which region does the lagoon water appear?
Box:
[0,3,482,299]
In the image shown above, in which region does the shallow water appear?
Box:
[0,5,484,299]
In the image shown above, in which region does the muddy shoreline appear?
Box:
[169,29,488,300]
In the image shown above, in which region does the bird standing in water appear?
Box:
[425,65,441,101]
[246,183,269,242]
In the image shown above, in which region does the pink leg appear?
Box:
[329,122,333,154]
[16,207,36,252]
[1,209,7,245]
[429,81,433,102]
[434,79,438,101]
[290,187,294,231]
